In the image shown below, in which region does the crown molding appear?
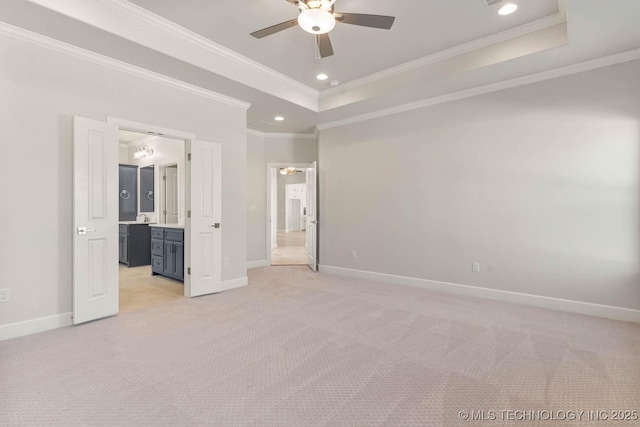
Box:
[0,22,251,110]
[558,0,568,19]
[247,129,316,139]
[26,0,318,111]
[99,0,319,100]
[317,47,640,131]
[320,11,568,99]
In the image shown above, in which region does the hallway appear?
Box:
[271,231,307,265]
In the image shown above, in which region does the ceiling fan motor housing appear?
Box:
[304,0,336,10]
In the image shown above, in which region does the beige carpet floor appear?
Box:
[1,266,639,426]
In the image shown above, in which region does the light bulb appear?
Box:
[498,3,518,15]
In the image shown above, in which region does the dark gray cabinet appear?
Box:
[119,223,151,267]
[151,227,184,282]
[119,164,138,221]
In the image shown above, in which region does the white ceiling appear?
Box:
[119,130,150,145]
[10,0,640,133]
[127,0,559,87]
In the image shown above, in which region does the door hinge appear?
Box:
[188,210,191,218]
[163,175,166,181]
[187,267,191,275]
[163,210,167,216]
[188,153,191,161]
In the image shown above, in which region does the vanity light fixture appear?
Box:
[133,145,153,160]
[498,3,518,15]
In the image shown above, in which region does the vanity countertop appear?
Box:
[119,221,156,225]
[149,224,185,229]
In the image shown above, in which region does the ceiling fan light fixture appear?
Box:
[298,9,336,35]
[498,3,518,15]
[279,167,298,175]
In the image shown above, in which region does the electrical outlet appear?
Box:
[351,250,357,259]
[223,258,229,267]
[472,262,480,273]
[0,288,10,303]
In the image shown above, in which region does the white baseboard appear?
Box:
[247,260,269,269]
[0,312,73,341]
[319,265,640,324]
[222,276,248,291]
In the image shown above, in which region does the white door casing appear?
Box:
[73,116,119,324]
[306,161,318,271]
[187,140,222,297]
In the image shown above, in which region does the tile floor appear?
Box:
[271,230,307,266]
[118,264,184,312]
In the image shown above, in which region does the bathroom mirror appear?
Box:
[140,165,155,213]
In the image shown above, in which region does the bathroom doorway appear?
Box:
[118,130,185,312]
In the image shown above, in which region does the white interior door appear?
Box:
[73,116,118,324]
[187,140,222,297]
[165,165,179,224]
[270,168,278,251]
[306,161,318,271]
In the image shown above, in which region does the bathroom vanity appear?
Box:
[150,225,184,282]
[118,222,152,267]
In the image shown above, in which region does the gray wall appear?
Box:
[318,60,640,311]
[0,35,247,326]
[247,133,317,263]
[277,173,306,231]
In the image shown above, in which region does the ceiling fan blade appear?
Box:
[251,19,299,39]
[335,13,395,30]
[316,33,334,58]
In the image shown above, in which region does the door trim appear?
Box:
[107,117,196,141]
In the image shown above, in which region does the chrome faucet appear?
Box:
[139,213,149,222]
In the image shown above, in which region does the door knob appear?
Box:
[210,223,221,228]
[77,227,96,235]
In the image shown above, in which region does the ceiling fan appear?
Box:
[250,0,396,58]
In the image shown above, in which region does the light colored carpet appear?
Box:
[1,266,639,426]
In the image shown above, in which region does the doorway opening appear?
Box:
[272,167,307,265]
[266,162,318,270]
[118,129,186,312]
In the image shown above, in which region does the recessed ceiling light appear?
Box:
[316,73,329,81]
[274,116,285,121]
[498,3,518,15]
